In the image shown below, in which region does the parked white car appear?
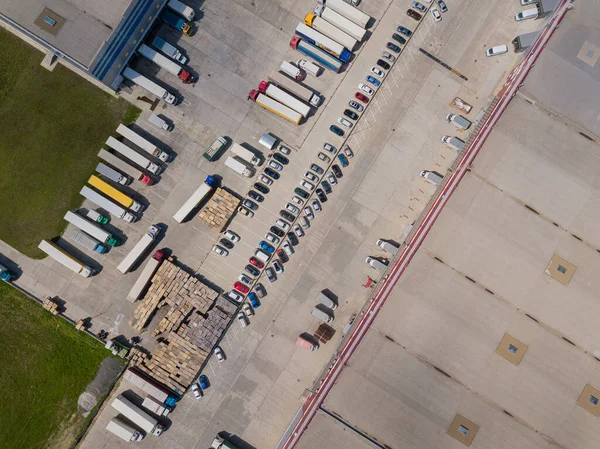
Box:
[430,7,441,21]
[212,245,228,257]
[338,117,353,128]
[358,83,374,95]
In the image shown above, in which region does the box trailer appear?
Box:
[88,175,142,212]
[116,124,170,162]
[97,149,153,185]
[106,417,144,442]
[138,44,194,83]
[295,23,351,62]
[65,227,107,254]
[80,186,135,222]
[280,61,304,81]
[96,162,128,185]
[317,0,370,28]
[105,136,161,174]
[304,13,357,51]
[314,5,367,42]
[38,240,94,277]
[148,114,173,131]
[122,67,177,104]
[127,250,165,302]
[152,37,188,64]
[173,175,216,223]
[142,395,172,416]
[123,368,171,402]
[211,436,240,449]
[225,156,254,177]
[257,81,311,118]
[117,225,160,274]
[248,90,303,124]
[111,394,164,436]
[289,37,343,73]
[230,143,260,166]
[63,211,118,246]
[167,0,194,20]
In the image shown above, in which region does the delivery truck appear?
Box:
[97,149,154,185]
[257,81,311,117]
[296,335,318,351]
[123,368,171,402]
[248,90,303,124]
[127,250,165,302]
[142,395,172,416]
[376,239,399,255]
[106,417,144,442]
[64,211,118,246]
[152,37,188,64]
[317,0,370,28]
[225,156,254,177]
[445,113,472,130]
[304,13,357,51]
[96,162,128,185]
[80,186,136,222]
[161,10,192,35]
[105,136,161,175]
[268,72,320,106]
[65,227,107,254]
[116,124,170,162]
[203,136,227,161]
[138,44,194,83]
[280,61,304,81]
[297,59,321,76]
[111,394,165,436]
[167,0,194,20]
[295,23,352,62]
[38,240,94,277]
[230,143,260,166]
[211,436,240,449]
[86,209,109,225]
[88,175,143,212]
[173,175,216,223]
[314,5,367,42]
[441,135,465,152]
[289,37,343,73]
[117,225,161,274]
[420,170,444,186]
[122,67,177,104]
[148,114,173,131]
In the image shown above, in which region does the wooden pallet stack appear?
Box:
[42,296,59,315]
[197,188,239,232]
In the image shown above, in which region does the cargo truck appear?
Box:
[127,250,165,302]
[304,13,357,51]
[117,225,161,274]
[88,175,143,212]
[445,114,472,130]
[97,149,154,185]
[138,44,194,84]
[142,395,172,416]
[106,417,144,442]
[289,37,342,73]
[317,0,370,28]
[64,211,118,246]
[211,436,239,449]
[224,156,254,177]
[268,72,320,106]
[173,175,216,223]
[148,114,173,131]
[248,90,303,124]
[420,170,444,186]
[86,209,110,225]
[297,59,321,76]
[105,137,161,175]
[96,162,128,185]
[0,264,14,282]
[38,240,94,277]
[122,67,177,104]
[376,239,399,255]
[167,0,195,20]
[161,10,192,36]
[230,143,260,166]
[295,23,352,62]
[116,124,170,162]
[314,5,367,42]
[441,136,465,152]
[111,394,165,436]
[203,136,227,161]
[65,227,107,254]
[257,81,311,117]
[280,61,304,81]
[80,186,136,222]
[123,368,171,402]
[296,335,319,350]
[152,37,188,64]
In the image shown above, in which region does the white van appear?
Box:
[148,114,173,131]
[299,216,310,229]
[316,292,337,310]
[515,8,538,21]
[366,256,388,271]
[280,61,303,81]
[254,249,271,263]
[312,307,334,323]
[420,170,444,186]
[485,45,508,57]
[297,59,321,76]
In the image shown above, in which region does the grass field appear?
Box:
[0,28,139,258]
[0,282,115,449]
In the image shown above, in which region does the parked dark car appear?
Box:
[392,33,407,45]
[245,264,260,277]
[272,153,289,165]
[287,232,299,246]
[377,59,391,70]
[316,188,328,203]
[264,167,280,180]
[248,190,264,202]
[270,226,285,237]
[253,182,269,194]
[344,109,359,120]
[294,187,309,199]
[280,210,295,222]
[331,164,343,178]
[407,9,422,20]
[397,25,413,36]
[386,42,401,53]
[220,238,234,249]
[321,180,332,194]
[243,199,258,210]
[330,125,345,136]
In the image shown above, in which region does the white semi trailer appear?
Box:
[173,175,216,223]
[105,137,161,174]
[122,67,177,104]
[38,240,94,277]
[111,394,164,436]
[106,417,144,441]
[116,124,170,162]
[117,225,161,274]
[79,186,135,222]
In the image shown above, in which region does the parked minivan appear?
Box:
[316,292,337,310]
[515,8,538,21]
[312,307,334,323]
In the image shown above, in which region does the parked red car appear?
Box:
[354,92,369,103]
[233,282,249,294]
[249,257,265,269]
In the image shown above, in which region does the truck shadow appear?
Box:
[219,432,257,449]
[52,237,104,275]
[79,208,129,247]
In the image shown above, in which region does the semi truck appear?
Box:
[304,13,357,51]
[111,394,165,436]
[80,186,135,223]
[65,227,107,254]
[173,175,216,223]
[268,72,320,106]
[230,143,260,166]
[142,395,172,416]
[88,175,143,212]
[314,5,367,42]
[167,0,195,20]
[105,137,161,175]
[64,211,118,246]
[152,37,188,64]
[138,44,194,84]
[203,136,227,161]
[211,436,239,449]
[123,368,171,402]
[289,37,342,73]
[225,156,254,177]
[161,10,192,36]
[257,81,311,118]
[38,240,94,277]
[295,23,352,62]
[106,417,144,442]
[96,162,128,185]
[97,149,153,185]
[127,250,164,302]
[122,67,177,104]
[317,0,370,28]
[117,225,161,274]
[116,124,170,162]
[248,90,303,124]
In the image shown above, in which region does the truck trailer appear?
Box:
[97,149,153,185]
[116,124,170,162]
[248,90,303,124]
[38,240,94,277]
[268,72,320,106]
[167,0,195,20]
[230,143,260,166]
[317,0,370,28]
[64,211,118,246]
[211,436,240,449]
[152,37,188,64]
[138,44,194,83]
[122,67,177,104]
[161,10,192,36]
[280,61,304,81]
[111,394,164,436]
[88,175,143,212]
[65,227,107,254]
[117,225,161,274]
[127,250,164,302]
[173,175,216,223]
[295,23,351,62]
[289,37,342,73]
[105,137,161,174]
[257,81,311,118]
[96,162,128,185]
[106,417,144,442]
[304,13,357,51]
[142,395,172,416]
[225,156,254,177]
[314,5,367,41]
[80,186,135,223]
[123,368,171,402]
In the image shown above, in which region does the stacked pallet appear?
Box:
[197,188,239,232]
[75,319,86,331]
[152,302,194,337]
[314,324,334,344]
[43,296,59,315]
[177,297,237,352]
